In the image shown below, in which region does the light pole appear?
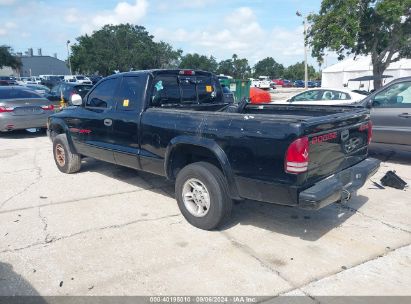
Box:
[296,11,308,89]
[66,40,72,75]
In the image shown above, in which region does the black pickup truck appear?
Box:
[47,69,379,230]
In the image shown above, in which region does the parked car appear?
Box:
[41,76,62,89]
[272,79,284,86]
[24,84,51,96]
[274,88,365,105]
[19,76,42,85]
[282,80,293,88]
[47,82,93,106]
[221,85,234,103]
[0,80,10,86]
[47,69,379,230]
[307,81,317,88]
[87,75,103,85]
[0,86,54,132]
[64,75,92,85]
[294,80,306,88]
[360,77,411,152]
[257,76,271,90]
[0,76,18,85]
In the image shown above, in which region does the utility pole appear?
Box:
[296,11,308,89]
[66,40,72,75]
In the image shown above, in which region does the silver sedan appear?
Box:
[0,86,55,132]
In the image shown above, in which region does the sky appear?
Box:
[0,0,337,69]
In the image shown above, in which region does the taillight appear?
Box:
[359,121,373,144]
[41,105,54,111]
[0,106,14,113]
[285,137,309,174]
[367,121,372,144]
[179,70,195,75]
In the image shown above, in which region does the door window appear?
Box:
[292,90,320,101]
[115,76,146,111]
[86,78,118,109]
[373,81,411,108]
[332,91,350,100]
[321,90,335,100]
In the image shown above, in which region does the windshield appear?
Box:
[76,76,86,80]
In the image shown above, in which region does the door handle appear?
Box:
[398,113,411,118]
[103,119,113,126]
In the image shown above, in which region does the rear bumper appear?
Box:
[0,113,51,132]
[299,158,380,210]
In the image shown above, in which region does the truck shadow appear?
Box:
[78,158,370,241]
[222,195,369,241]
[0,261,47,301]
[369,146,411,165]
[0,129,47,139]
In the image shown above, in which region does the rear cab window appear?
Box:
[150,72,223,108]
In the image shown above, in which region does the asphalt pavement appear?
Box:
[0,130,410,298]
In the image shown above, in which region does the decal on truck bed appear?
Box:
[311,132,337,144]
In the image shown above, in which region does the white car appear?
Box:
[250,77,271,90]
[16,77,38,85]
[273,88,366,105]
[64,75,92,85]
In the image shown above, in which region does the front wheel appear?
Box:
[52,134,81,174]
[175,162,232,230]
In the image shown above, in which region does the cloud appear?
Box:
[65,8,80,24]
[153,6,306,65]
[155,0,215,10]
[0,0,16,5]
[81,0,148,34]
[0,21,16,36]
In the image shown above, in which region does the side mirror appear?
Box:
[71,94,83,106]
[397,96,404,103]
[365,99,373,109]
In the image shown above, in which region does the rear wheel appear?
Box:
[52,134,81,174]
[175,162,232,230]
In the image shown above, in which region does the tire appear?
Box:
[52,134,81,174]
[175,162,232,230]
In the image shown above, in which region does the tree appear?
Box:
[307,0,411,89]
[179,53,218,72]
[70,24,181,75]
[0,45,21,70]
[253,57,285,78]
[216,54,251,79]
[282,62,317,80]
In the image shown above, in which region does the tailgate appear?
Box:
[304,112,371,184]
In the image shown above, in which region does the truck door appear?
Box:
[371,80,411,146]
[76,77,120,162]
[110,75,147,169]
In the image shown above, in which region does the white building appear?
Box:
[322,56,411,91]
